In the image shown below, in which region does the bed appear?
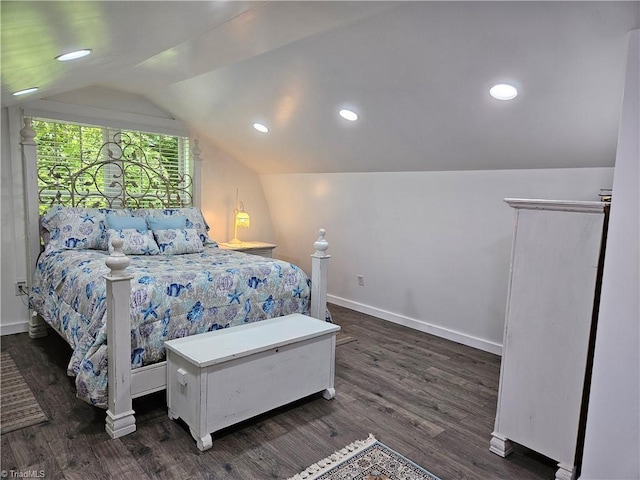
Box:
[20,120,331,439]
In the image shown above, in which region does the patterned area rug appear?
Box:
[290,434,441,480]
[1,352,48,434]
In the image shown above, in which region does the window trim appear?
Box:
[22,99,189,138]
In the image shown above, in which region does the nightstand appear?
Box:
[217,241,277,258]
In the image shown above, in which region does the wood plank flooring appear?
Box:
[1,305,557,479]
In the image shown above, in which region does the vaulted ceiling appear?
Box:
[2,1,638,173]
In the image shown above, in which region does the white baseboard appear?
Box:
[2,300,503,354]
[1,321,29,336]
[327,295,503,356]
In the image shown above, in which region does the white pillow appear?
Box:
[154,228,204,255]
[107,228,160,255]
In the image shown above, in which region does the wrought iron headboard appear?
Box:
[37,132,193,210]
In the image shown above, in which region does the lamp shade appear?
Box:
[235,210,250,228]
[229,196,250,244]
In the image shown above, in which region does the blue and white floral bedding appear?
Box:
[30,245,311,408]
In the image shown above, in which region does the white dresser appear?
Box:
[490,199,608,480]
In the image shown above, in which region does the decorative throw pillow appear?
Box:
[132,207,217,246]
[146,215,187,231]
[41,207,104,251]
[154,228,204,255]
[106,214,147,232]
[106,228,160,255]
[96,208,134,250]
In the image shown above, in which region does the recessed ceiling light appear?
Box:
[253,123,269,133]
[490,84,518,101]
[12,87,39,96]
[55,49,92,61]
[339,109,358,121]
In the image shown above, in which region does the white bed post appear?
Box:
[310,229,330,321]
[20,117,48,339]
[104,239,136,438]
[192,139,202,208]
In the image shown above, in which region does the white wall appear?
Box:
[0,88,272,334]
[261,167,613,353]
[197,141,275,245]
[580,30,639,480]
[1,108,30,334]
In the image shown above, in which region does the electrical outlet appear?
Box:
[15,281,27,296]
[357,275,365,286]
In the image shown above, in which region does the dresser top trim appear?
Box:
[504,198,608,213]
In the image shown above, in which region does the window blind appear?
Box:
[31,117,191,213]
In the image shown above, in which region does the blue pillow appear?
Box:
[146,215,187,230]
[106,214,147,232]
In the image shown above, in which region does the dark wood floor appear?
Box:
[1,305,556,479]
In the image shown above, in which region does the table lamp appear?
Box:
[229,189,250,244]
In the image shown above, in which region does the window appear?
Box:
[31,118,191,213]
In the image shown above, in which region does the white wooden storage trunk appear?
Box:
[165,314,340,451]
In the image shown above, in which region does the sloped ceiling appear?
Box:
[2,1,638,173]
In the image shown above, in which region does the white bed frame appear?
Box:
[19,118,331,439]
